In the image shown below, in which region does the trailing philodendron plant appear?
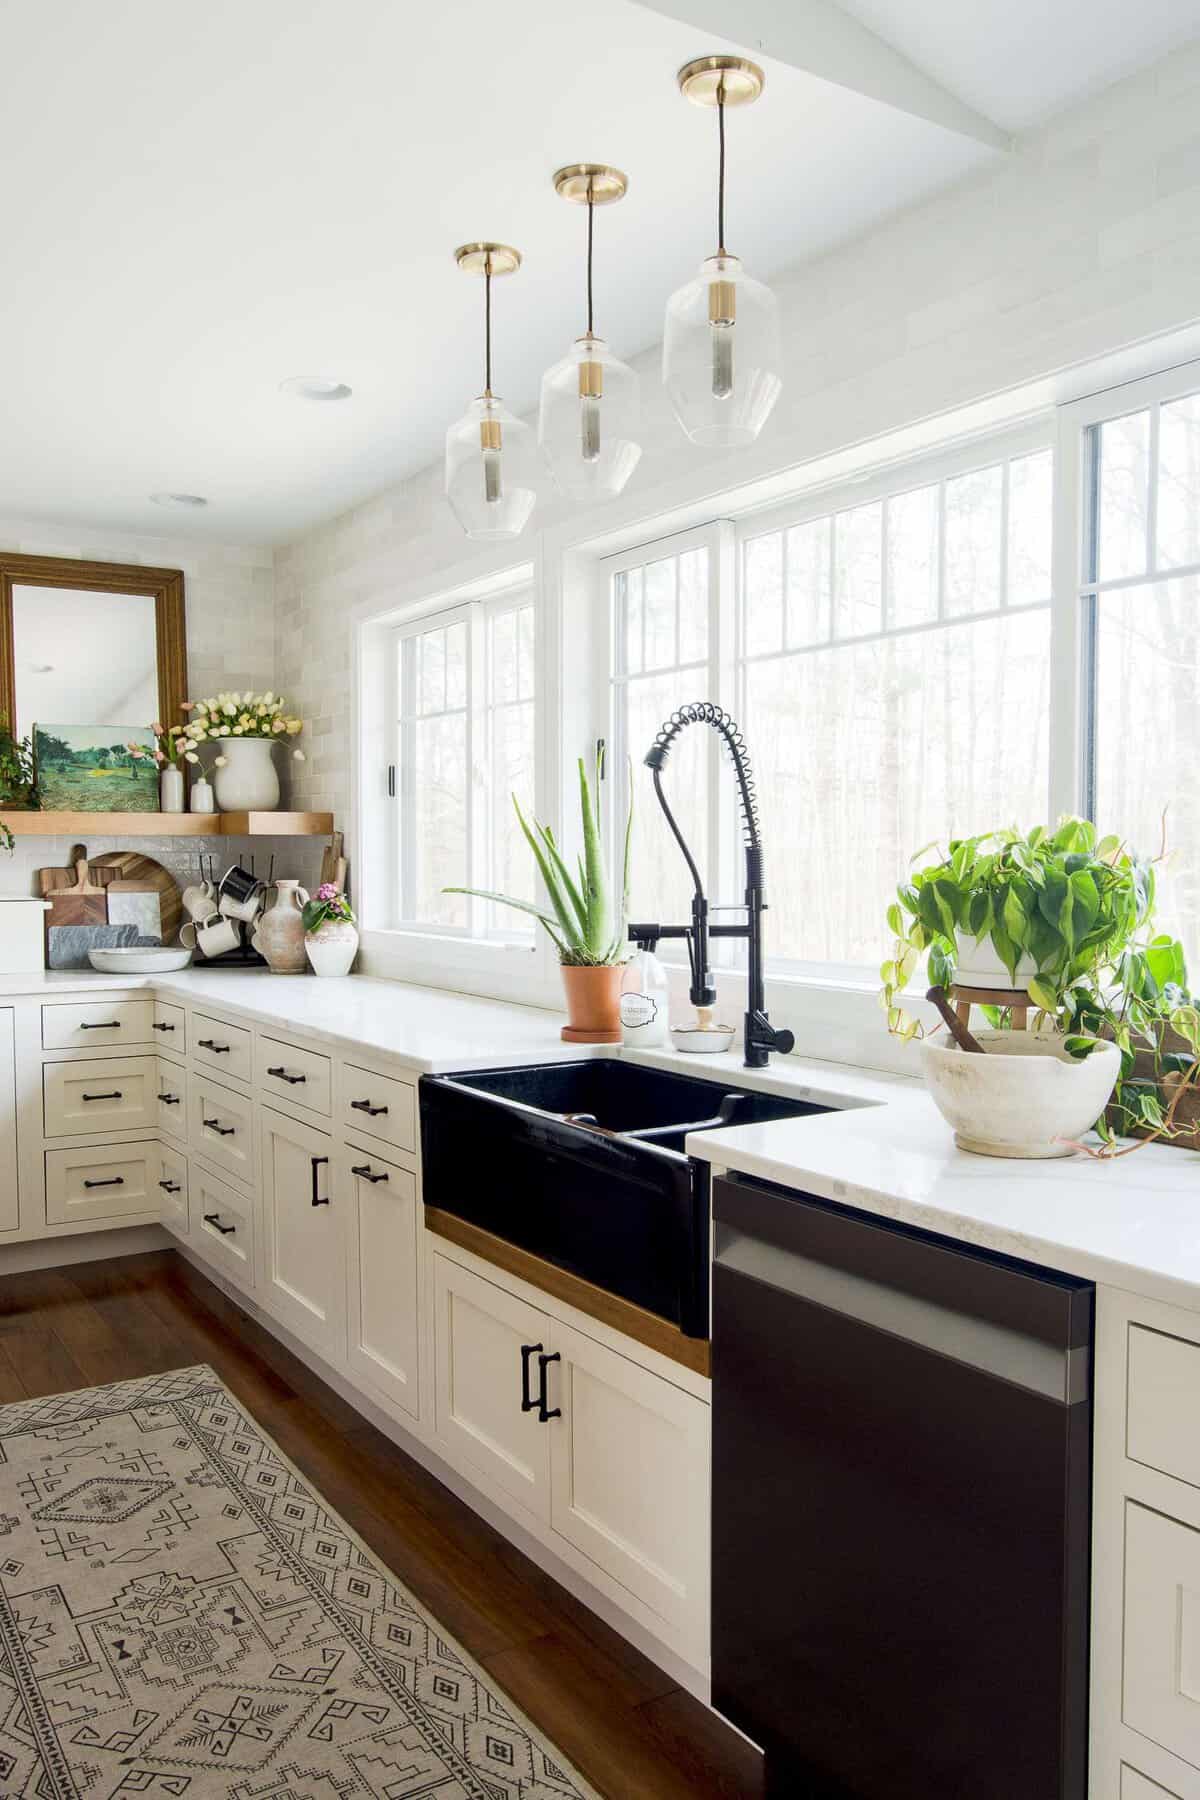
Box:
[882,816,1200,1153]
[447,748,632,966]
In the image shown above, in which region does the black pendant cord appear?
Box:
[716,91,727,255]
[585,189,596,336]
[484,259,493,394]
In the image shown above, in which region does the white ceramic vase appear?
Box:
[305,919,358,977]
[254,880,309,973]
[190,776,215,814]
[213,737,280,811]
[919,1029,1121,1158]
[952,929,1036,991]
[160,765,184,813]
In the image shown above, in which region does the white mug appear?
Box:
[219,888,264,924]
[196,915,240,958]
[182,883,218,923]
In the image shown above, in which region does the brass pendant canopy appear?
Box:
[677,54,765,107]
[453,242,522,278]
[552,164,629,205]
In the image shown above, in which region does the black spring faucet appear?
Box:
[628,703,795,1069]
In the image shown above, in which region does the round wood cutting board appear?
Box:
[91,851,183,946]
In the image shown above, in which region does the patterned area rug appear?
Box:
[0,1364,600,1798]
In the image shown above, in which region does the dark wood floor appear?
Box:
[0,1249,762,1800]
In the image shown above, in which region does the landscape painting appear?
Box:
[34,725,159,812]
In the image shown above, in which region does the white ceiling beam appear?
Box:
[632,0,1012,150]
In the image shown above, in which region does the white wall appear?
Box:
[277,41,1200,831]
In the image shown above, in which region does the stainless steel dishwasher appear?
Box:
[711,1173,1093,1800]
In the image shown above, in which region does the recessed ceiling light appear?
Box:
[279,375,353,402]
[150,491,208,508]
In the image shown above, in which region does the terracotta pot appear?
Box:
[560,963,623,1044]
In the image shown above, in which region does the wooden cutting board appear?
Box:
[36,843,91,897]
[91,851,182,946]
[319,831,347,895]
[42,852,107,939]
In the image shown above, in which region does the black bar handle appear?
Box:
[198,1038,230,1052]
[350,1163,388,1184]
[158,1093,180,1105]
[266,1066,306,1084]
[151,1021,175,1032]
[537,1350,562,1423]
[82,1091,122,1102]
[203,1213,236,1235]
[350,1099,388,1116]
[202,1118,235,1136]
[311,1154,330,1206]
[83,1176,125,1189]
[520,1342,544,1412]
[80,1020,121,1030]
[158,1179,181,1193]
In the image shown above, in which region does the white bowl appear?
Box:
[919,1029,1120,1158]
[670,1023,735,1055]
[87,946,193,973]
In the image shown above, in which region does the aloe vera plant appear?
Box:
[446,748,632,965]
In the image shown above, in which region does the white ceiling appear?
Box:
[0,0,1195,546]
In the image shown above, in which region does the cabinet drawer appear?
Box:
[1125,1501,1200,1769]
[156,1060,188,1142]
[152,1000,186,1052]
[1122,1769,1181,1798]
[42,999,155,1050]
[44,1057,158,1136]
[258,1033,332,1115]
[1129,1325,1200,1488]
[190,1074,255,1185]
[45,1141,159,1224]
[192,1160,253,1285]
[192,1012,253,1084]
[339,1062,416,1155]
[157,1143,188,1236]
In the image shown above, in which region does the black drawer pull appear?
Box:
[152,1020,175,1032]
[158,1093,180,1105]
[310,1154,330,1207]
[83,1176,125,1189]
[198,1039,230,1053]
[158,1179,181,1193]
[350,1163,388,1184]
[202,1118,235,1136]
[350,1099,388,1116]
[80,1020,121,1030]
[267,1066,306,1084]
[536,1350,562,1423]
[82,1090,122,1102]
[520,1341,544,1413]
[203,1213,236,1235]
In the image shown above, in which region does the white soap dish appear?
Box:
[670,1022,735,1054]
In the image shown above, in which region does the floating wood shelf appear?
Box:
[0,810,334,838]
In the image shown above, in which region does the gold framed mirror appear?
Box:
[0,553,187,746]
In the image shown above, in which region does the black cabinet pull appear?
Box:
[83,1176,124,1189]
[158,1093,180,1106]
[536,1350,562,1423]
[311,1154,330,1207]
[520,1342,544,1413]
[198,1038,230,1053]
[350,1099,388,1116]
[350,1163,388,1184]
[203,1213,236,1235]
[80,1020,120,1030]
[158,1179,181,1193]
[82,1090,122,1102]
[202,1118,235,1136]
[151,1021,175,1032]
[267,1066,305,1084]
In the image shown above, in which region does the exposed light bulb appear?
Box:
[709,278,736,399]
[578,352,603,463]
[480,414,503,504]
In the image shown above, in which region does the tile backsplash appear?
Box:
[0,835,326,904]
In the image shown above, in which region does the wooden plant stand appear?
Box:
[949,984,1030,1033]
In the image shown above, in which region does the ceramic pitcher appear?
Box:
[254,879,309,973]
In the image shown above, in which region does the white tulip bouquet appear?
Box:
[178,692,306,768]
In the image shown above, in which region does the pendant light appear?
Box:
[663,56,782,448]
[445,243,539,540]
[539,164,641,500]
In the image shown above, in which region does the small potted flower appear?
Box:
[302,883,358,977]
[147,722,186,812]
[177,691,305,812]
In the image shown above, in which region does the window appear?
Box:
[1082,380,1200,962]
[394,590,535,936]
[738,439,1054,971]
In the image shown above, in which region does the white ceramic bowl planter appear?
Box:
[919,1029,1121,1158]
[951,930,1035,991]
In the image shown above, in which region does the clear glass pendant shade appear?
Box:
[662,253,782,447]
[444,394,538,541]
[538,334,642,501]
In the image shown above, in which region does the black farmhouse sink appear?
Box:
[420,1060,828,1337]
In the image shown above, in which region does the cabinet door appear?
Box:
[259,1106,342,1359]
[431,1253,551,1521]
[549,1319,710,1639]
[0,1010,15,1231]
[344,1148,420,1419]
